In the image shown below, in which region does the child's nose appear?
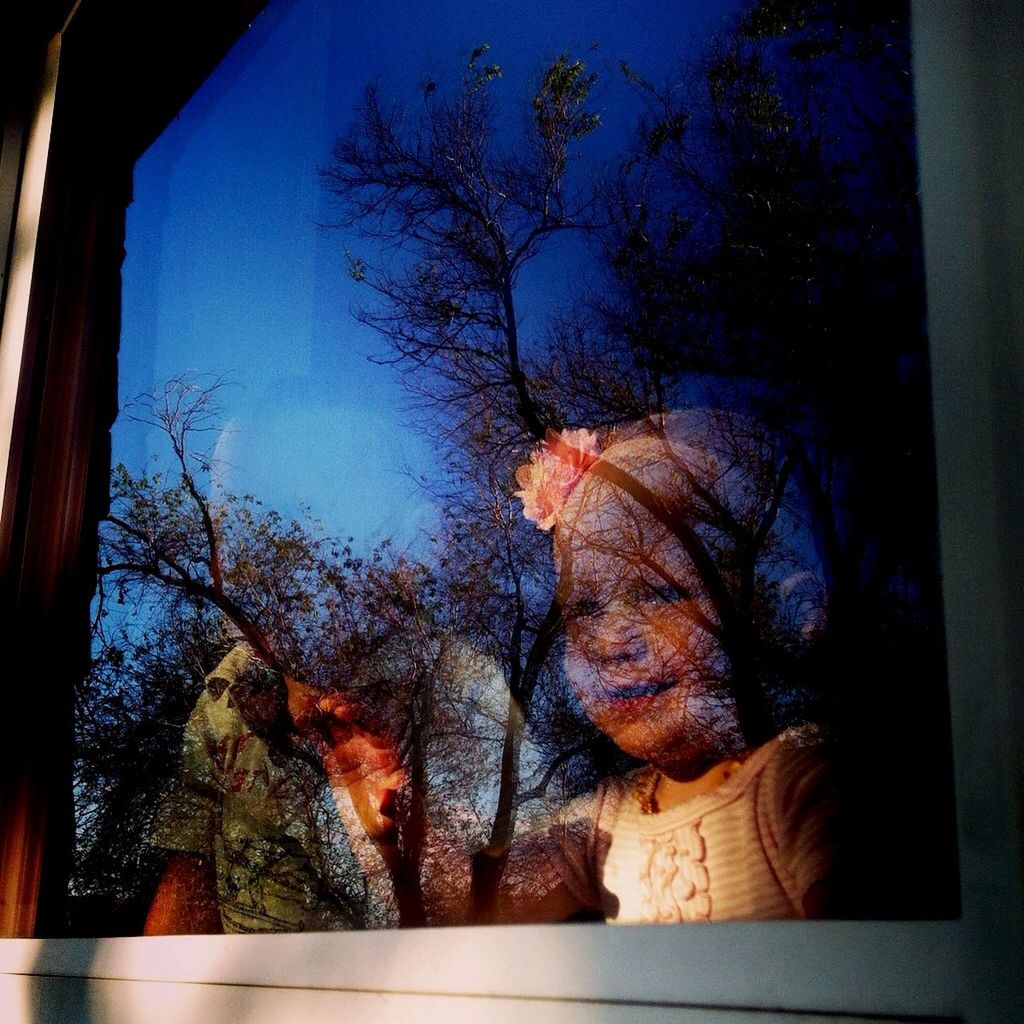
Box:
[596,607,648,662]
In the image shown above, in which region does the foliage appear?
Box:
[72,604,227,933]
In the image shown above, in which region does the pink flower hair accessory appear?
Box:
[514,428,601,531]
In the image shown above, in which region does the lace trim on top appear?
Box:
[632,733,797,923]
[639,820,711,922]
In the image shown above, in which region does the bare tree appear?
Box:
[99,374,337,678]
[320,47,603,451]
[320,50,613,908]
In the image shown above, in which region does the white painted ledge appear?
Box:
[0,920,962,1020]
[0,973,935,1024]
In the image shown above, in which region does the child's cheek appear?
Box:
[646,603,696,653]
[563,642,599,703]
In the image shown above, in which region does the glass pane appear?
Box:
[71,0,959,935]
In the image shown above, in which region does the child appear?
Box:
[501,414,836,923]
[319,414,837,924]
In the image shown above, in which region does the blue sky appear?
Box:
[118,0,740,553]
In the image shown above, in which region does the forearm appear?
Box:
[471,845,585,924]
[144,853,222,935]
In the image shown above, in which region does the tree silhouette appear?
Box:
[99,374,341,680]
[320,47,603,450]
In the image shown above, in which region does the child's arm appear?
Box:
[762,732,838,918]
[287,682,406,848]
[293,683,596,925]
[472,843,587,923]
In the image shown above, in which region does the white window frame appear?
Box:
[0,2,1020,1021]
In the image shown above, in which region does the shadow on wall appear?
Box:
[26,939,94,1024]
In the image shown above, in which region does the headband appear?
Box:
[513,428,601,531]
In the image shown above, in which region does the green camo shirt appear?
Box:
[152,646,360,933]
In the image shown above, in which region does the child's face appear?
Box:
[559,475,731,774]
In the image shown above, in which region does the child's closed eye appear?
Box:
[650,583,677,603]
[638,581,690,605]
[569,595,604,620]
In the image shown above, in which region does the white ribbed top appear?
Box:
[546,731,836,923]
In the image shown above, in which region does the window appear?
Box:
[73,0,960,939]
[0,1,1021,1022]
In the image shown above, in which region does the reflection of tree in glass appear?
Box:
[81,0,956,929]
[321,46,600,445]
[91,376,511,927]
[73,603,226,933]
[322,0,955,918]
[100,375,334,679]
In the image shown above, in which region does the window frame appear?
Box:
[0,1,1020,1021]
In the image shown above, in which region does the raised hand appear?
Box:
[286,680,406,843]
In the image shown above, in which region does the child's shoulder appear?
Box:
[757,724,836,819]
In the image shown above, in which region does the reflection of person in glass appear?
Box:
[144,646,403,933]
[499,417,836,922]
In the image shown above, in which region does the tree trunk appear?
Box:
[724,624,776,748]
[469,689,524,917]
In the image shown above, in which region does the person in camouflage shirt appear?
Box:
[145,645,369,933]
